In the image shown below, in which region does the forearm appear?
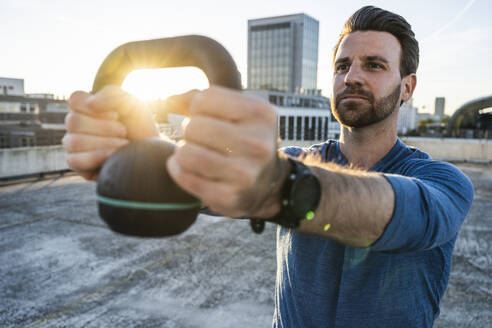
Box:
[297,162,395,248]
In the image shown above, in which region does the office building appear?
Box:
[246,90,340,146]
[435,97,445,117]
[0,77,25,96]
[247,13,319,93]
[0,78,69,148]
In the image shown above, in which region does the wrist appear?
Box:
[256,157,322,230]
[246,153,292,218]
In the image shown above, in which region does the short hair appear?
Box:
[333,6,419,77]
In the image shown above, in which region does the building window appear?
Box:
[296,117,302,140]
[311,117,316,140]
[304,117,311,140]
[318,117,323,140]
[279,116,286,140]
[324,117,328,140]
[288,116,294,140]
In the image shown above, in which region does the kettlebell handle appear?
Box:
[92,35,242,93]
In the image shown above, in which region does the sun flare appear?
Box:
[121,67,209,102]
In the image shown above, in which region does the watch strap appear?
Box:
[250,157,320,233]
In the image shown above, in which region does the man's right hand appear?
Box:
[63,86,159,181]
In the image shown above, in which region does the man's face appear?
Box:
[331,31,404,128]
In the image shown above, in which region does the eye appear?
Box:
[367,62,384,70]
[335,63,349,73]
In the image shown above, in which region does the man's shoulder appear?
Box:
[385,140,474,203]
[392,141,457,173]
[281,140,338,161]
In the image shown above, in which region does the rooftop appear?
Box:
[1,163,491,327]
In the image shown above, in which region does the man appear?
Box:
[63,6,473,327]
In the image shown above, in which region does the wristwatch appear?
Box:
[250,157,321,233]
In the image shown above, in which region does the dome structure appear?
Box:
[447,95,492,137]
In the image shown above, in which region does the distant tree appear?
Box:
[418,118,434,132]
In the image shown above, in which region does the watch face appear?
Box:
[290,173,321,218]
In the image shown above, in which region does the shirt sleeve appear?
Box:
[371,160,474,253]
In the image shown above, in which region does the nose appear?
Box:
[344,64,364,86]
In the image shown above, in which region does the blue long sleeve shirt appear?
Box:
[273,139,474,328]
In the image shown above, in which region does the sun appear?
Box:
[121,67,209,101]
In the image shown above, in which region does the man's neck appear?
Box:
[338,114,398,170]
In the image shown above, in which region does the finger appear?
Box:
[62,133,129,153]
[77,170,99,181]
[69,90,119,120]
[164,89,200,116]
[68,90,91,113]
[66,149,116,172]
[86,85,159,140]
[184,115,271,158]
[86,85,145,119]
[64,112,127,138]
[167,156,242,217]
[173,142,255,186]
[190,86,275,123]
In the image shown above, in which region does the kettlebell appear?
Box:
[93,35,242,237]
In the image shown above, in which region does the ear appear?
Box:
[401,73,417,103]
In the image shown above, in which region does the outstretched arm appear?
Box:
[296,161,394,247]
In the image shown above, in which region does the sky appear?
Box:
[1,0,491,115]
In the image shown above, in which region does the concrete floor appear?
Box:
[0,163,491,327]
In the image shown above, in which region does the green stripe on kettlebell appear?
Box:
[97,194,202,211]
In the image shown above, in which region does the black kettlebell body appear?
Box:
[97,138,201,237]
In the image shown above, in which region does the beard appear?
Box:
[331,83,401,128]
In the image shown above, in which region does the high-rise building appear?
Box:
[247,13,319,93]
[435,97,445,117]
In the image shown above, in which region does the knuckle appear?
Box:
[61,134,72,150]
[67,135,83,152]
[88,150,106,169]
[64,112,80,131]
[189,92,206,116]
[61,134,69,149]
[182,117,199,140]
[64,112,72,127]
[227,191,241,208]
[256,101,276,121]
[68,91,87,108]
[182,174,204,196]
[173,147,188,166]
[235,166,256,188]
[66,154,77,170]
[201,87,216,98]
[200,155,216,173]
[108,121,125,138]
[244,137,271,158]
[62,134,78,152]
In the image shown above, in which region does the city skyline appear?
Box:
[1,0,491,115]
